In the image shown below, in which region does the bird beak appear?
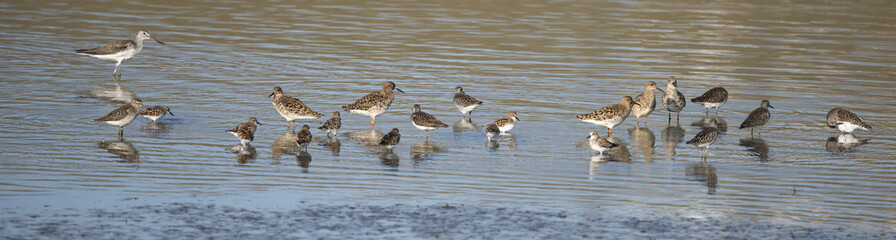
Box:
[515,117,521,121]
[168,110,174,116]
[256,120,264,125]
[633,102,642,106]
[655,88,665,93]
[395,88,405,93]
[768,104,775,109]
[152,37,166,45]
[586,135,591,140]
[268,92,275,98]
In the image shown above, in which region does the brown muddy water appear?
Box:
[0,0,894,233]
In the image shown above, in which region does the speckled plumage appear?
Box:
[662,76,687,123]
[76,30,165,76]
[485,123,500,141]
[576,96,636,137]
[296,125,312,150]
[379,128,401,149]
[226,122,254,145]
[826,108,872,133]
[739,100,773,137]
[270,86,322,131]
[411,104,448,138]
[246,117,263,133]
[490,111,519,133]
[453,86,483,117]
[95,99,144,136]
[691,87,728,115]
[318,111,342,136]
[140,106,173,122]
[343,82,404,128]
[687,119,720,160]
[587,131,619,155]
[632,81,664,127]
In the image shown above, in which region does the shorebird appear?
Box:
[410,104,448,138]
[587,131,619,156]
[489,111,520,133]
[296,125,312,151]
[453,86,483,118]
[76,30,165,77]
[687,119,721,161]
[826,108,872,133]
[95,99,144,137]
[577,96,638,137]
[691,87,729,115]
[485,123,500,141]
[226,122,254,146]
[739,100,773,137]
[379,128,401,149]
[632,81,664,127]
[246,117,263,133]
[319,111,342,137]
[662,76,687,124]
[343,82,404,129]
[140,106,173,122]
[269,86,323,132]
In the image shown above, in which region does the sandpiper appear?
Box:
[826,108,872,133]
[343,82,404,129]
[485,123,500,141]
[691,87,728,115]
[739,100,773,137]
[577,96,638,137]
[76,30,165,77]
[226,122,254,146]
[319,111,342,137]
[587,131,619,156]
[490,111,520,133]
[379,128,401,149]
[270,86,323,132]
[140,106,173,122]
[632,81,664,127]
[687,119,720,161]
[246,117,263,133]
[662,76,687,124]
[296,125,312,151]
[453,86,483,118]
[411,104,448,138]
[95,98,144,137]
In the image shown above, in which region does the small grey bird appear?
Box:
[587,131,619,156]
[226,122,254,146]
[687,119,721,161]
[343,82,404,129]
[410,104,448,138]
[319,111,342,137]
[485,123,500,141]
[296,125,312,151]
[76,30,165,77]
[739,100,773,137]
[270,86,323,132]
[453,86,483,118]
[379,128,401,149]
[691,87,728,115]
[95,98,144,137]
[490,111,520,133]
[826,108,872,133]
[140,106,173,122]
[661,76,687,124]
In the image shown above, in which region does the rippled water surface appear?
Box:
[1,0,894,231]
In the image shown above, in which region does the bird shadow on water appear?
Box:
[140,121,171,138]
[685,162,718,195]
[380,149,400,169]
[825,133,870,153]
[318,136,341,157]
[98,138,139,163]
[271,132,297,161]
[739,137,770,162]
[628,127,655,162]
[580,137,631,162]
[452,118,480,133]
[86,80,137,105]
[345,129,384,150]
[661,124,685,159]
[228,144,257,165]
[691,116,727,132]
[410,140,445,165]
[485,133,516,152]
[296,150,312,173]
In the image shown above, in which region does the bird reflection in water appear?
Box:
[410,140,444,164]
[345,129,385,149]
[98,139,139,163]
[271,132,297,160]
[453,118,479,133]
[485,133,516,151]
[589,157,605,180]
[141,121,171,138]
[319,137,341,157]
[628,127,655,162]
[691,116,727,132]
[685,162,718,195]
[88,80,137,104]
[661,124,685,159]
[739,137,770,162]
[605,137,631,162]
[229,144,257,165]
[825,133,869,153]
[380,150,400,168]
[296,150,312,173]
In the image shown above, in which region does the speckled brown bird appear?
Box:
[318,111,342,137]
[739,100,773,137]
[140,106,173,122]
[95,98,144,137]
[662,76,687,124]
[691,87,728,115]
[76,30,165,77]
[343,82,404,129]
[826,108,872,133]
[379,128,401,149]
[687,119,720,161]
[226,122,254,145]
[577,96,638,137]
[453,86,483,118]
[411,104,448,138]
[296,125,312,150]
[632,81,664,127]
[490,111,520,133]
[269,86,322,132]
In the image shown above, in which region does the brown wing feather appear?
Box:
[412,111,448,128]
[281,97,323,118]
[343,92,388,111]
[77,40,134,55]
[296,129,312,145]
[95,105,136,121]
[739,107,770,129]
[140,106,163,116]
[691,87,728,103]
[319,117,341,130]
[577,104,625,120]
[454,93,482,106]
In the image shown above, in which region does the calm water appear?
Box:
[1,0,894,231]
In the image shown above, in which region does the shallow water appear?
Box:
[1,0,894,231]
